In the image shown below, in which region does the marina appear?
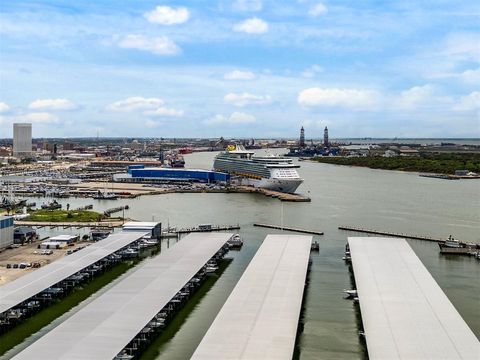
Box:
[0,149,479,359]
[0,231,147,331]
[191,235,312,360]
[347,237,480,359]
[11,232,232,360]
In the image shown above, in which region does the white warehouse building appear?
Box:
[13,123,32,157]
[0,216,14,250]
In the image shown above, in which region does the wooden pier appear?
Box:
[338,225,478,245]
[254,223,323,235]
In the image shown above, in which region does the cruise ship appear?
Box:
[213,145,303,193]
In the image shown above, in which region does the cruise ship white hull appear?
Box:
[239,177,303,193]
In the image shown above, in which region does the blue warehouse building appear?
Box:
[114,166,230,184]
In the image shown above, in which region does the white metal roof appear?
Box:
[191,234,312,360]
[122,221,160,228]
[0,231,147,314]
[12,232,232,360]
[348,237,480,360]
[48,234,77,241]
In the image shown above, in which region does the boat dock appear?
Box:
[0,231,147,315]
[14,220,125,230]
[191,235,312,360]
[177,224,240,234]
[254,223,323,235]
[339,225,466,244]
[12,233,232,360]
[348,237,480,359]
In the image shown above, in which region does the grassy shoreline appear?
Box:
[312,153,480,174]
[28,209,102,222]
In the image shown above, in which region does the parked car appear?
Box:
[6,264,11,269]
[12,264,19,269]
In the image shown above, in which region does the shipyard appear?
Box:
[1,1,480,359]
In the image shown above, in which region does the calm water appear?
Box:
[9,149,480,359]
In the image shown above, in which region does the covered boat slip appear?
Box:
[348,237,480,360]
[0,231,147,314]
[191,234,312,360]
[13,232,233,360]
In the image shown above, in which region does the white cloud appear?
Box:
[309,3,328,17]
[143,107,184,117]
[107,97,165,112]
[117,35,180,56]
[233,0,263,12]
[224,92,272,107]
[455,91,480,111]
[233,17,268,34]
[301,64,324,78]
[0,102,10,112]
[205,112,256,125]
[16,112,59,123]
[395,85,435,109]
[224,70,256,80]
[144,6,190,25]
[298,87,378,108]
[459,68,480,84]
[28,98,76,110]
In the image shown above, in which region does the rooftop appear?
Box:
[348,237,480,359]
[191,234,312,360]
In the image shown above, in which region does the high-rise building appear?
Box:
[299,126,305,147]
[13,123,32,157]
[324,126,329,147]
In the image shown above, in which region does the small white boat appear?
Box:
[205,266,218,273]
[343,289,358,298]
[114,350,133,360]
[227,234,244,249]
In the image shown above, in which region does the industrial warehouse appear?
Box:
[113,166,230,185]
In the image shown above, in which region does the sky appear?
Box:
[0,0,479,138]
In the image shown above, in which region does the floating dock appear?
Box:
[254,223,323,235]
[339,225,472,244]
[12,233,232,360]
[0,231,147,315]
[191,234,312,360]
[177,224,240,234]
[348,237,480,359]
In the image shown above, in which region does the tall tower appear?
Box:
[299,126,305,147]
[324,126,329,147]
[13,123,32,157]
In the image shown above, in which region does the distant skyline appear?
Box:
[0,0,479,138]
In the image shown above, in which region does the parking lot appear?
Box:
[0,242,87,285]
